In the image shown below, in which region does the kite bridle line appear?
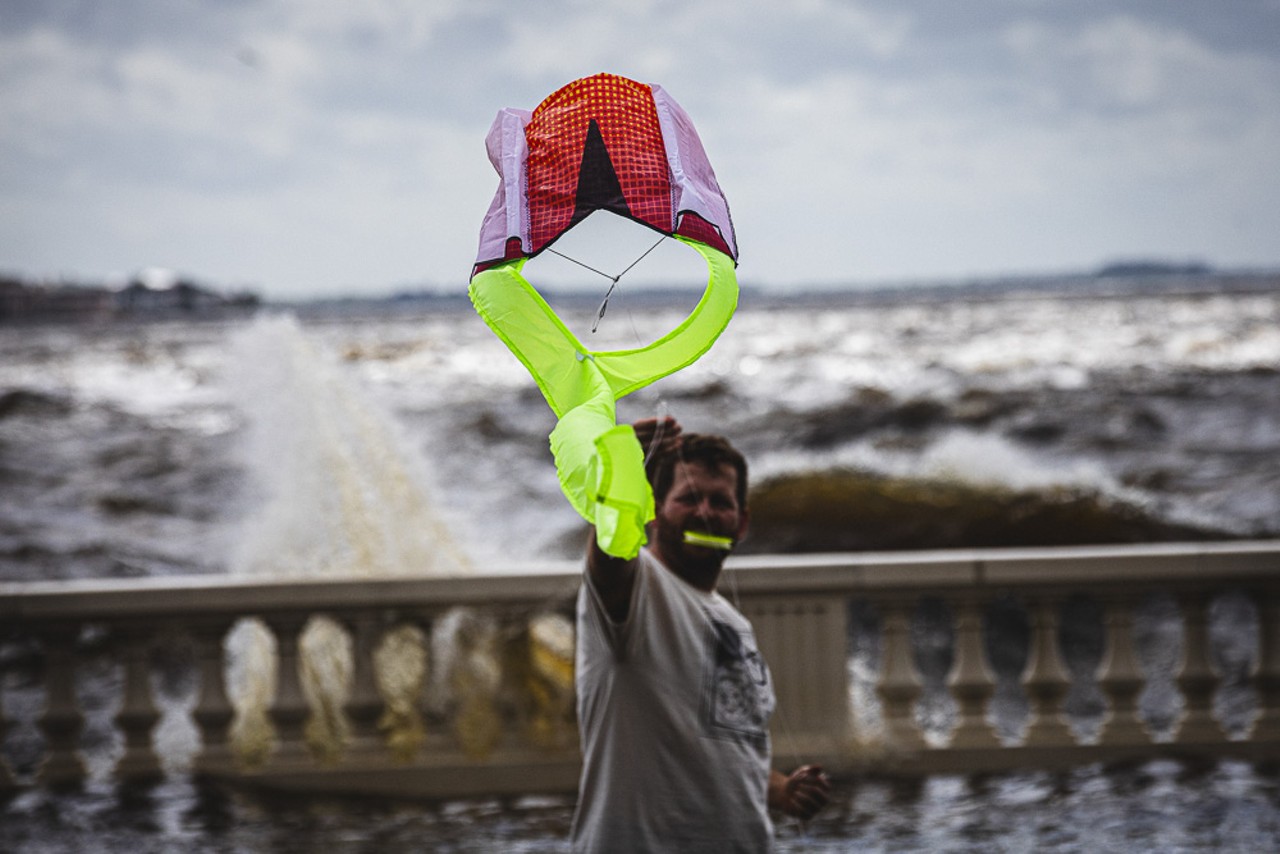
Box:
[652,408,816,819]
[545,233,669,334]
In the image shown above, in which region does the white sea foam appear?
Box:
[914,431,1119,492]
[1,328,228,428]
[755,429,1137,504]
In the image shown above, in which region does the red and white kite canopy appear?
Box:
[473,73,737,276]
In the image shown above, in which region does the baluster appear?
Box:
[375,620,430,762]
[450,610,503,760]
[112,628,163,782]
[1175,594,1223,744]
[36,624,86,786]
[297,616,353,765]
[846,600,884,748]
[191,620,236,775]
[0,666,15,790]
[264,615,312,767]
[948,597,1000,749]
[1097,599,1149,746]
[1250,592,1280,742]
[1022,600,1075,748]
[343,614,386,760]
[875,600,926,753]
[525,611,576,751]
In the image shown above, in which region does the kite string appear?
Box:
[640,313,819,819]
[491,239,672,667]
[604,251,814,830]
[667,424,816,818]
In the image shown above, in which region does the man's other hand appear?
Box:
[768,765,831,821]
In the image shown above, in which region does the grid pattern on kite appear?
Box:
[675,212,734,260]
[525,74,673,254]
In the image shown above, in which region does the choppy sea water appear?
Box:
[2,278,1279,850]
[1,281,1277,581]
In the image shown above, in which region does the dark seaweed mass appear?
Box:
[743,469,1231,554]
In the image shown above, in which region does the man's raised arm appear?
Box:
[585,416,682,623]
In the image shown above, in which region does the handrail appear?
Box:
[2,540,1278,798]
[5,540,1277,617]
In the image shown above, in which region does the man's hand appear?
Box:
[768,766,831,821]
[633,415,682,462]
[586,417,683,623]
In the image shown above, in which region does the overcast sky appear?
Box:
[3,0,1279,298]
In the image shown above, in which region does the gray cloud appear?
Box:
[2,0,1278,296]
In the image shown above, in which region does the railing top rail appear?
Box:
[3,540,1277,625]
[0,564,583,624]
[728,539,1280,593]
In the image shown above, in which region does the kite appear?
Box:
[468,73,739,559]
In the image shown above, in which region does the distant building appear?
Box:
[0,273,259,324]
[115,279,225,314]
[0,277,115,323]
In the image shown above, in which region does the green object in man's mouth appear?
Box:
[682,530,734,550]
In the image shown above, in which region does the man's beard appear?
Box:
[656,521,731,587]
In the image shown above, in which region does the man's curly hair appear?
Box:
[648,433,749,510]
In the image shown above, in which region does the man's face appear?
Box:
[652,460,750,590]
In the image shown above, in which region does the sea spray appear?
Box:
[222,315,475,763]
[226,314,470,579]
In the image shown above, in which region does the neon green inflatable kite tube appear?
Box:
[468,236,739,558]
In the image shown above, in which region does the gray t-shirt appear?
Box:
[571,549,776,853]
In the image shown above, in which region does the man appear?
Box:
[571,417,831,853]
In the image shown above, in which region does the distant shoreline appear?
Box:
[278,267,1279,322]
[4,264,1276,326]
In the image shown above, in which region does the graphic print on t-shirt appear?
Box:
[702,617,775,746]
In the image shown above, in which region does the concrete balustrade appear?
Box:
[2,541,1278,798]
